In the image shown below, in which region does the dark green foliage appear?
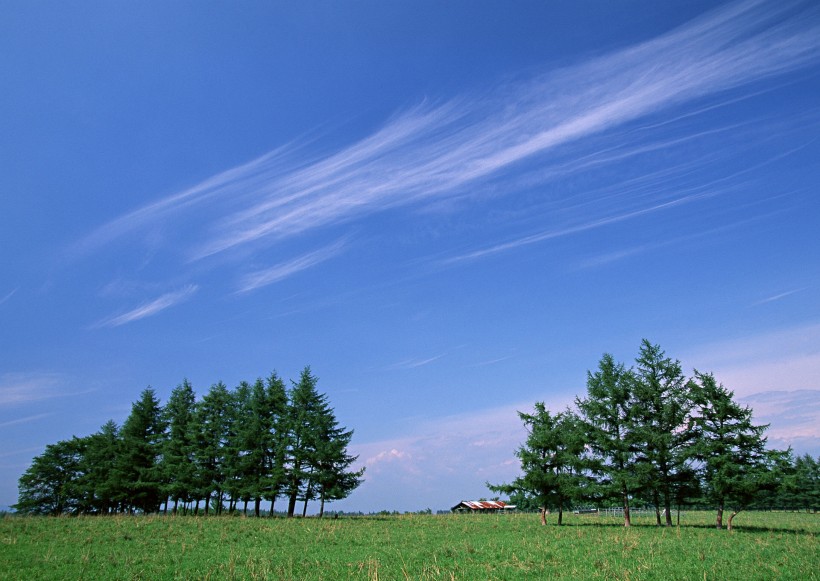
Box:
[14,438,86,515]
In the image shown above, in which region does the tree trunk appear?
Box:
[319,493,325,518]
[254,497,261,517]
[539,507,547,526]
[716,502,724,529]
[557,505,563,526]
[270,497,277,517]
[243,499,248,515]
[173,498,179,515]
[287,492,297,518]
[622,487,632,528]
[727,510,740,531]
[203,494,210,516]
[301,497,309,517]
[664,499,673,527]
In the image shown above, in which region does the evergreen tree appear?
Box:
[576,353,639,527]
[788,454,820,512]
[114,388,166,513]
[160,379,197,514]
[192,381,233,515]
[490,405,590,525]
[79,420,121,513]
[690,371,771,529]
[263,372,290,516]
[311,399,364,517]
[283,367,326,517]
[631,340,695,526]
[15,437,86,515]
[282,367,363,517]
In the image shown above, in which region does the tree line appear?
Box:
[15,367,364,518]
[490,340,820,530]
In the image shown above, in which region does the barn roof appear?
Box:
[451,500,516,511]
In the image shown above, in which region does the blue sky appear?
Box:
[2,0,819,513]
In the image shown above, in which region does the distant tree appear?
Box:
[690,371,771,530]
[160,380,198,514]
[787,454,820,512]
[114,388,166,513]
[576,353,639,527]
[630,340,694,526]
[15,437,86,515]
[489,404,590,525]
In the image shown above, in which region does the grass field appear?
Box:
[1,511,817,580]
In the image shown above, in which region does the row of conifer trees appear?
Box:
[492,340,819,529]
[15,367,364,517]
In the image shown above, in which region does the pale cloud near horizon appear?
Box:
[685,321,820,396]
[92,284,199,328]
[74,0,820,271]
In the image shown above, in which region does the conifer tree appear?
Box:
[160,380,197,514]
[631,340,694,526]
[576,353,640,527]
[690,371,771,529]
[490,405,590,525]
[192,381,232,515]
[114,388,166,513]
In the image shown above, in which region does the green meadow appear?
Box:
[1,511,817,580]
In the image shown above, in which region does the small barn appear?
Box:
[450,500,516,514]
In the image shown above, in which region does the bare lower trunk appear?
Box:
[540,507,547,526]
[254,497,261,518]
[623,487,632,528]
[319,494,325,518]
[287,492,297,518]
[301,497,309,518]
[727,510,740,531]
[716,502,724,529]
[557,505,563,526]
[270,497,277,517]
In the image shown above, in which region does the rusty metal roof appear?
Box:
[454,500,513,510]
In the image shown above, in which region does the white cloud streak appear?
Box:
[94,284,199,328]
[76,0,820,267]
[0,288,18,306]
[0,413,54,429]
[236,239,346,293]
[0,373,63,407]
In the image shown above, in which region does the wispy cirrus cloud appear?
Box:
[751,288,805,306]
[75,0,820,270]
[236,239,346,293]
[0,288,17,306]
[384,354,447,371]
[0,373,66,407]
[0,413,54,429]
[93,284,199,328]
